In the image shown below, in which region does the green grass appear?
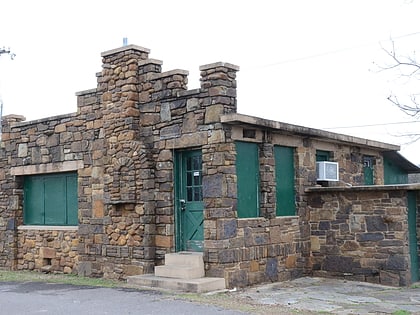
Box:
[393,310,411,315]
[0,270,126,288]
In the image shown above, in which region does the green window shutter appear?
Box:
[274,146,296,216]
[316,150,330,162]
[24,172,78,226]
[24,177,45,225]
[44,175,66,225]
[236,141,259,218]
[384,157,408,184]
[66,174,78,225]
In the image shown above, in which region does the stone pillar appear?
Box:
[260,142,276,219]
[200,62,239,117]
[0,115,25,270]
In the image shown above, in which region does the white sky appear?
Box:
[1,0,420,163]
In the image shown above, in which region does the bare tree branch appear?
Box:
[380,39,420,126]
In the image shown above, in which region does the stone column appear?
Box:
[200,62,239,116]
[260,142,276,219]
[0,115,26,270]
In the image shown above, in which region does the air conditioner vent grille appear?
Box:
[316,161,339,181]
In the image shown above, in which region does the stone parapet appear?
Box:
[307,188,415,286]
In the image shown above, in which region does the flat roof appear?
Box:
[221,113,400,151]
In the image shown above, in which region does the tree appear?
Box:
[379,40,420,118]
[0,47,15,60]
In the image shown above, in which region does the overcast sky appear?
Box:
[1,0,420,163]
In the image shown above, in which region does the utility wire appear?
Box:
[324,120,420,130]
[255,31,420,68]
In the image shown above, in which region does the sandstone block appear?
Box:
[154,235,171,248]
[40,247,56,259]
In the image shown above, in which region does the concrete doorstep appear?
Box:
[127,252,226,293]
[127,274,226,293]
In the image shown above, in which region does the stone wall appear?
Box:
[0,44,417,288]
[17,227,78,273]
[0,112,88,273]
[307,187,416,286]
[205,216,308,288]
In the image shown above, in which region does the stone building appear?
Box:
[0,44,419,288]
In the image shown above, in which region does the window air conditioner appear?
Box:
[316,161,339,181]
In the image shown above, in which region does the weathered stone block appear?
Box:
[217,219,237,239]
[204,105,224,123]
[40,247,56,259]
[18,143,28,157]
[386,255,407,271]
[380,270,400,286]
[78,261,92,276]
[323,255,355,273]
[366,216,388,232]
[266,257,278,281]
[181,112,198,133]
[250,260,259,272]
[155,235,172,248]
[186,98,199,111]
[357,232,384,242]
[203,174,223,198]
[226,269,248,288]
[160,125,181,139]
[208,129,225,144]
[310,231,322,249]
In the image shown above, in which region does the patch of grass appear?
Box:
[393,310,411,315]
[0,270,125,288]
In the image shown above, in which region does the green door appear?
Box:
[408,191,419,282]
[363,156,374,185]
[236,141,260,218]
[274,145,296,216]
[384,157,408,184]
[175,150,204,252]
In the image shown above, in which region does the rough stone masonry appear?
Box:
[0,44,418,288]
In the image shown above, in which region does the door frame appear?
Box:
[408,191,419,283]
[174,149,204,252]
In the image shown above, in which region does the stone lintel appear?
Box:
[11,160,84,176]
[18,225,78,231]
[101,45,151,57]
[199,62,240,72]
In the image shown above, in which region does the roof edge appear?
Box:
[221,113,400,151]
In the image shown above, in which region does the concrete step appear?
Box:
[126,274,226,293]
[155,264,204,279]
[164,251,204,267]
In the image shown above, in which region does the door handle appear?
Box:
[180,199,186,211]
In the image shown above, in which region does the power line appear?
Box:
[255,31,420,68]
[324,120,420,130]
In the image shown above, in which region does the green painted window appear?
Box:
[363,156,374,185]
[24,172,78,226]
[274,146,296,216]
[384,157,408,184]
[236,141,259,218]
[316,150,330,162]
